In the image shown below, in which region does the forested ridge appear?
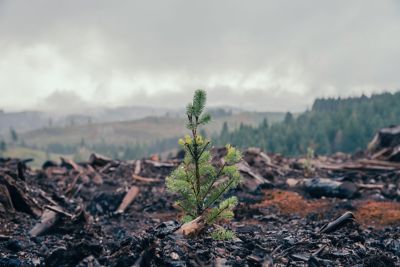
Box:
[217,91,400,156]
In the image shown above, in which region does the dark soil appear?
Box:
[0,148,399,266]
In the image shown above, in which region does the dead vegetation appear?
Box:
[0,126,399,266]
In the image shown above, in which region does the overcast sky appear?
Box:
[0,0,399,112]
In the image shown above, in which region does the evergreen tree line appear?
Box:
[216,91,400,156]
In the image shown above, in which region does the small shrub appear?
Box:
[210,228,235,240]
[303,147,315,177]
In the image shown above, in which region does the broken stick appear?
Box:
[29,210,59,237]
[319,211,355,234]
[116,186,140,213]
[174,216,206,237]
[132,174,161,183]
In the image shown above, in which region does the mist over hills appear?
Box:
[0,106,172,135]
[0,105,247,136]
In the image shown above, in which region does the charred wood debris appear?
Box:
[0,126,400,266]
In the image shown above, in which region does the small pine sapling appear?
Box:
[303,147,315,177]
[166,89,242,238]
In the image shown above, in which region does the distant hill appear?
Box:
[220,91,400,156]
[0,106,174,136]
[0,105,259,137]
[18,111,284,148]
[0,111,49,135]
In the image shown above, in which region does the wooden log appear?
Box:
[287,178,358,199]
[304,178,358,199]
[116,186,140,213]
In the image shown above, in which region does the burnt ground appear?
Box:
[0,147,399,267]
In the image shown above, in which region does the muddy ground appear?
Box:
[0,147,399,266]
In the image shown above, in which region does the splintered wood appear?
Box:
[116,186,140,213]
[0,173,42,218]
[175,216,206,237]
[29,210,59,237]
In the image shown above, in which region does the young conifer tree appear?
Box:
[166,90,242,237]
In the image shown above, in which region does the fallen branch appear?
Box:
[144,160,175,168]
[38,189,59,206]
[319,211,355,234]
[370,148,391,160]
[358,159,400,169]
[356,183,384,190]
[44,205,74,218]
[116,186,140,213]
[132,174,161,183]
[64,173,80,196]
[314,159,400,171]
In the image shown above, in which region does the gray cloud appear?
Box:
[0,0,399,112]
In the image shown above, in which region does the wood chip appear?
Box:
[116,186,140,213]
